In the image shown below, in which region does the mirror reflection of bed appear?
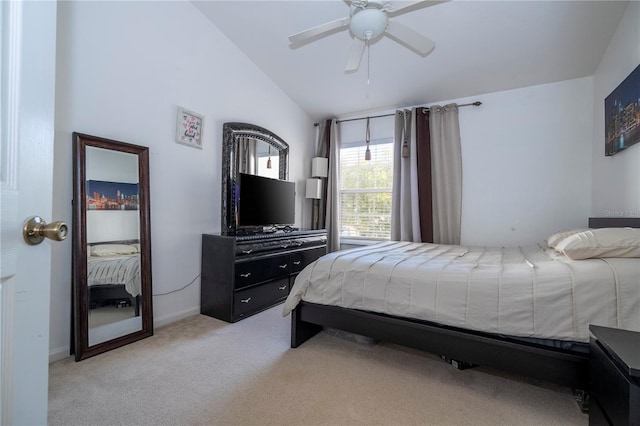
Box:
[87,241,142,346]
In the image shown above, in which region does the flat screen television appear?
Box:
[237,173,295,229]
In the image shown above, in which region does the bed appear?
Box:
[87,242,142,315]
[284,217,640,404]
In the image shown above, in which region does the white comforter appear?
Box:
[87,253,141,297]
[283,242,640,343]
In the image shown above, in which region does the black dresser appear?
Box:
[589,325,640,426]
[201,229,327,322]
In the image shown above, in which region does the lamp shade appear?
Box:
[305,178,323,199]
[311,157,328,178]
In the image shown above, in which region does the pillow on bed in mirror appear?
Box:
[556,228,640,259]
[90,244,138,257]
[130,243,140,252]
[546,228,589,249]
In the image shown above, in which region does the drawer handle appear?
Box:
[240,272,251,278]
[242,249,253,254]
[295,242,303,246]
[293,261,301,265]
[240,297,252,303]
[280,244,289,249]
[278,285,287,290]
[279,264,288,269]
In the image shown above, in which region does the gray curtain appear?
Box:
[236,137,256,175]
[391,108,422,242]
[315,121,330,230]
[429,104,462,244]
[325,119,341,252]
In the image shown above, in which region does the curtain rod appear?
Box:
[313,101,483,126]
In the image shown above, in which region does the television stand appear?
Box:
[201,229,327,322]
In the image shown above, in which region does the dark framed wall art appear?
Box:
[605,63,640,156]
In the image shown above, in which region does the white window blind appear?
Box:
[339,138,394,240]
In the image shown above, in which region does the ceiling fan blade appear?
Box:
[345,38,366,72]
[384,20,435,56]
[289,17,350,46]
[388,0,448,17]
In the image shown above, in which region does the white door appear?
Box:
[0,1,57,425]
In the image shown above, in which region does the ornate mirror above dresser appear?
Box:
[72,132,153,361]
[201,123,327,323]
[221,122,289,235]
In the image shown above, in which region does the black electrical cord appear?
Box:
[152,274,200,297]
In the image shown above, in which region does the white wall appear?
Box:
[339,115,396,143]
[454,77,594,246]
[591,1,640,217]
[49,1,315,361]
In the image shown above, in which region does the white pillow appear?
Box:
[546,228,589,249]
[90,244,138,257]
[556,228,640,260]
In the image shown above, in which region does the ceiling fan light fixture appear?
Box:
[349,8,388,40]
[289,0,444,72]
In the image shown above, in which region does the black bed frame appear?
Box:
[291,217,640,395]
[87,239,142,316]
[89,284,141,316]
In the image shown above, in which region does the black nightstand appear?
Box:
[589,325,640,425]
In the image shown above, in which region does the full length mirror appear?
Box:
[72,132,153,361]
[221,122,289,235]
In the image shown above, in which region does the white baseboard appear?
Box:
[49,346,72,364]
[49,306,200,364]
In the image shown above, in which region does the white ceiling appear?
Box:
[192,0,628,121]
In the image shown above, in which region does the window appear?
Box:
[339,138,394,240]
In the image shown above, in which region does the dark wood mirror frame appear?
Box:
[221,122,289,235]
[72,132,153,361]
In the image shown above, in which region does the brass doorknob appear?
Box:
[23,216,68,245]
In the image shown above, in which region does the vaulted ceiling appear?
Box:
[193,1,628,121]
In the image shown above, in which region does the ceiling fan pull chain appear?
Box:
[367,40,371,86]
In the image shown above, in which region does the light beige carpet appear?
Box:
[48,305,588,426]
[89,305,135,328]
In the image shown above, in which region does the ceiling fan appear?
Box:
[289,0,447,72]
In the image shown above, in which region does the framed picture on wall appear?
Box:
[605,63,640,156]
[86,180,139,210]
[175,106,204,149]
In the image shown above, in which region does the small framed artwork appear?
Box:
[176,107,204,149]
[605,63,640,156]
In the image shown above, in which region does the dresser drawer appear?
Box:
[235,254,290,289]
[291,246,326,273]
[233,278,290,317]
[202,231,328,323]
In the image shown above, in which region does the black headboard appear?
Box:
[88,239,139,246]
[589,217,640,228]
